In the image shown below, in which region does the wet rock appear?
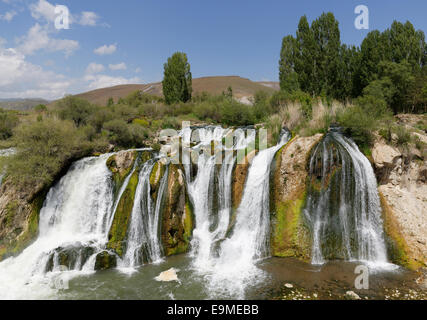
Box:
[94,251,117,271]
[155,268,179,282]
[161,165,193,256]
[271,134,323,260]
[345,291,361,300]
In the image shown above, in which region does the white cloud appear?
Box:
[94,44,116,55]
[84,74,140,90]
[86,62,105,74]
[79,11,98,26]
[30,0,101,27]
[29,0,56,23]
[135,67,141,73]
[0,47,71,99]
[0,10,17,22]
[17,23,79,56]
[109,62,127,71]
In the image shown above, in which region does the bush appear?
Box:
[220,100,253,126]
[4,118,91,188]
[394,125,411,146]
[56,96,96,127]
[336,105,375,148]
[0,109,19,140]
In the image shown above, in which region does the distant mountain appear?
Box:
[74,76,279,106]
[0,98,49,111]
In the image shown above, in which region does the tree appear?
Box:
[107,97,114,107]
[378,60,415,113]
[295,15,316,94]
[311,12,341,97]
[162,52,192,105]
[279,35,299,92]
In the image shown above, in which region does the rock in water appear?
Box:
[155,268,179,282]
[345,291,361,300]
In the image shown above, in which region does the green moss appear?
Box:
[5,201,19,228]
[107,170,139,257]
[380,193,424,270]
[271,190,310,260]
[182,197,194,244]
[106,151,137,200]
[149,161,165,191]
[0,192,45,260]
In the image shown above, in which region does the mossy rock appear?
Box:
[94,251,117,271]
[270,189,311,260]
[149,160,166,199]
[0,192,45,261]
[380,192,424,270]
[161,164,194,256]
[106,150,139,199]
[107,170,139,257]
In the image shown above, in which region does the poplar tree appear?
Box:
[162,52,192,105]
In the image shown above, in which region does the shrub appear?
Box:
[336,105,375,148]
[0,110,19,140]
[220,100,253,126]
[56,96,96,127]
[5,118,90,188]
[394,125,411,146]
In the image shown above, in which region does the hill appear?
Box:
[74,76,279,106]
[0,98,49,111]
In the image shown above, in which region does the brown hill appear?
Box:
[74,76,278,106]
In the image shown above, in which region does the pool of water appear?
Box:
[53,255,425,300]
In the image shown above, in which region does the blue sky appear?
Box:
[0,0,426,99]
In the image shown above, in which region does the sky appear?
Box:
[0,0,426,100]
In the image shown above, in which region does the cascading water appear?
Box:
[120,159,168,269]
[181,126,290,297]
[180,126,256,269]
[0,154,116,299]
[304,130,389,267]
[205,130,290,297]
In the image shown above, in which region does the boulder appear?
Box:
[94,251,117,271]
[270,134,323,260]
[372,143,401,169]
[155,268,179,282]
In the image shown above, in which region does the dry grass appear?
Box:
[74,76,278,106]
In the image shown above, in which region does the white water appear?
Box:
[305,131,391,269]
[0,155,116,299]
[181,126,290,298]
[180,127,256,270]
[120,160,168,270]
[204,131,290,297]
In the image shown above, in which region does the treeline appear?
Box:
[280,12,427,113]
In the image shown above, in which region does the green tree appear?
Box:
[295,15,316,94]
[107,97,114,107]
[162,52,192,104]
[0,110,19,140]
[56,96,95,127]
[311,12,341,97]
[279,35,299,92]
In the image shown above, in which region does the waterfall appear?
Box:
[0,154,116,299]
[181,126,290,297]
[120,159,168,269]
[180,126,256,269]
[304,130,389,267]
